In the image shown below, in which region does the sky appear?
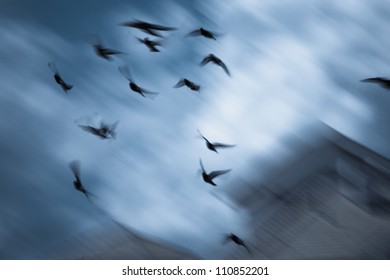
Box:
[0,0,390,259]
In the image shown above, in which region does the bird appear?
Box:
[89,36,124,61]
[69,160,94,200]
[199,159,231,186]
[78,121,119,139]
[118,66,158,99]
[48,62,73,93]
[187,27,218,40]
[224,233,251,254]
[361,77,390,90]
[93,44,124,61]
[174,79,200,92]
[200,54,230,76]
[197,129,235,153]
[136,37,162,52]
[120,19,176,38]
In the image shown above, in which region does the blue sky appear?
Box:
[1,0,390,259]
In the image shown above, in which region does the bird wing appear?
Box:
[187,29,202,37]
[199,158,206,173]
[79,125,99,135]
[102,47,123,55]
[222,234,233,245]
[209,169,231,179]
[48,62,58,74]
[212,142,236,149]
[140,87,159,99]
[361,77,384,83]
[69,160,81,181]
[61,82,73,92]
[242,243,251,254]
[361,77,390,88]
[200,55,212,66]
[196,129,209,142]
[136,36,145,44]
[145,22,176,31]
[219,62,230,76]
[174,79,185,88]
[118,66,133,82]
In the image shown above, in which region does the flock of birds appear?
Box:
[47,17,390,258]
[48,19,249,256]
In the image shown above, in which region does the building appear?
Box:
[216,122,390,259]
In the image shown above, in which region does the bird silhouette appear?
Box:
[361,77,390,90]
[48,62,73,93]
[136,37,162,52]
[199,159,231,186]
[69,160,94,200]
[224,233,251,254]
[200,54,230,76]
[174,79,200,92]
[197,129,235,153]
[118,66,158,99]
[89,36,124,61]
[187,27,218,40]
[79,121,119,139]
[120,19,176,38]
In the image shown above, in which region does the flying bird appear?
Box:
[78,121,119,139]
[199,159,231,186]
[118,66,158,99]
[174,79,200,92]
[120,19,176,38]
[48,62,73,93]
[69,160,94,200]
[361,77,390,90]
[187,27,218,40]
[200,54,230,76]
[197,129,235,153]
[136,37,162,52]
[224,233,251,254]
[88,36,124,61]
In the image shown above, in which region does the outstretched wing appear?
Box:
[186,29,202,37]
[102,47,123,56]
[69,160,81,181]
[174,79,185,88]
[196,129,209,142]
[361,77,390,89]
[209,169,231,180]
[200,55,213,66]
[79,125,99,136]
[212,142,236,149]
[219,62,230,76]
[48,62,58,74]
[199,158,206,173]
[143,21,176,31]
[118,66,133,82]
[140,87,159,99]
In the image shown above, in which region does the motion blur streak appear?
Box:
[0,0,390,259]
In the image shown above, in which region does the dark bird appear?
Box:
[48,62,73,93]
[187,27,217,40]
[69,160,94,199]
[118,66,158,99]
[224,233,251,254]
[197,129,235,153]
[361,77,390,90]
[136,37,162,52]
[199,159,231,186]
[89,36,124,61]
[200,54,230,76]
[79,121,119,139]
[174,79,200,92]
[120,19,176,38]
